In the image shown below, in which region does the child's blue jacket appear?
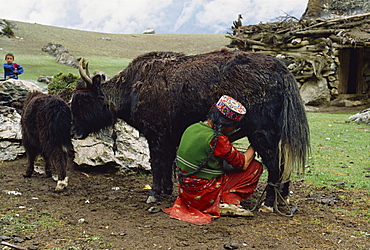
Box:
[3,62,24,79]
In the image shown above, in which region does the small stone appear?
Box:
[148,206,160,213]
[14,236,25,243]
[332,182,345,186]
[178,241,190,247]
[0,235,11,240]
[78,218,86,223]
[224,242,239,249]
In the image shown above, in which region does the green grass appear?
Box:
[304,113,369,190]
[16,54,133,83]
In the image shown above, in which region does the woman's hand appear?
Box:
[242,146,255,170]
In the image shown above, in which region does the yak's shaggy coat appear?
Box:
[21,91,73,191]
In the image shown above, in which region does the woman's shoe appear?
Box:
[220,203,254,217]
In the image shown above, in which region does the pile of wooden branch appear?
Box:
[228,12,370,51]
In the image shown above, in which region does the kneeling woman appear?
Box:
[163,95,263,225]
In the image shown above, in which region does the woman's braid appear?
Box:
[178,123,222,180]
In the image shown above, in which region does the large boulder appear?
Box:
[55,52,78,68]
[0,79,44,106]
[0,79,43,160]
[41,43,78,68]
[41,43,69,56]
[72,119,150,172]
[300,77,331,106]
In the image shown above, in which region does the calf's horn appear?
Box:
[79,58,93,87]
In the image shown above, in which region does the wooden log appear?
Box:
[295,73,314,80]
[1,241,27,250]
[238,37,268,46]
[301,12,370,30]
[250,45,280,51]
[290,29,345,37]
[332,19,370,29]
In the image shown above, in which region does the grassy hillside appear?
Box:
[1,20,230,81]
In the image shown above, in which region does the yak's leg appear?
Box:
[147,157,163,203]
[260,155,290,211]
[51,149,68,191]
[146,138,164,203]
[146,154,173,203]
[162,146,176,195]
[278,181,290,205]
[24,150,37,178]
[263,159,281,209]
[260,173,290,212]
[247,129,283,212]
[146,136,176,203]
[44,155,52,177]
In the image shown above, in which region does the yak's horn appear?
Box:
[79,58,93,87]
[86,62,91,78]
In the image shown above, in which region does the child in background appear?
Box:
[3,53,24,80]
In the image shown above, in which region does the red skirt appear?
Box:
[162,160,263,225]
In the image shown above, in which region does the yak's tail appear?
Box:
[279,71,310,182]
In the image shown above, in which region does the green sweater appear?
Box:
[176,122,223,180]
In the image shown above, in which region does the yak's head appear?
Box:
[70,58,117,139]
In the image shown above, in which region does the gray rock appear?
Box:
[0,106,22,140]
[41,43,69,56]
[55,52,78,68]
[0,106,25,161]
[349,108,370,125]
[41,43,78,68]
[72,119,150,172]
[300,77,331,105]
[0,79,44,106]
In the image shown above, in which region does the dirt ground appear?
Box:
[1,156,369,250]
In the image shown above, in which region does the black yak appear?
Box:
[21,91,73,191]
[71,49,310,211]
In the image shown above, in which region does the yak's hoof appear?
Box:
[278,197,290,206]
[259,202,274,213]
[23,173,32,178]
[55,177,69,191]
[146,195,157,204]
[162,186,173,195]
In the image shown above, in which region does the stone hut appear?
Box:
[227,0,370,106]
